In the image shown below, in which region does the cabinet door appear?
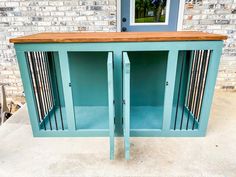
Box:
[122,52,130,160]
[107,52,115,160]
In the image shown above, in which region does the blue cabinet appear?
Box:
[11,32,226,160]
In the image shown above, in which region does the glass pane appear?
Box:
[135,0,168,23]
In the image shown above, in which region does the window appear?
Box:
[131,0,170,25]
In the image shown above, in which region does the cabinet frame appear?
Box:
[15,41,223,138]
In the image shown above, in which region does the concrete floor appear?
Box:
[0,91,236,177]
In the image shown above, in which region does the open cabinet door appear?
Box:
[122,52,130,160]
[107,52,115,160]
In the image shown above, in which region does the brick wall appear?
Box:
[183,0,236,90]
[0,0,235,106]
[0,0,117,105]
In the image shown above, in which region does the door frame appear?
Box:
[116,0,186,32]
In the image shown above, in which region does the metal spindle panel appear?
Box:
[173,50,211,130]
[26,51,65,130]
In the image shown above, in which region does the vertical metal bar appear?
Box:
[197,50,211,120]
[43,52,58,130]
[35,52,46,118]
[190,51,197,114]
[37,51,53,130]
[186,50,198,130]
[192,50,203,118]
[29,52,43,120]
[34,52,46,119]
[31,52,43,125]
[43,53,53,109]
[45,52,59,130]
[190,51,198,115]
[26,52,41,125]
[30,52,46,130]
[191,50,203,129]
[192,50,207,129]
[27,53,40,120]
[186,51,196,109]
[198,50,211,123]
[49,52,63,130]
[174,52,185,130]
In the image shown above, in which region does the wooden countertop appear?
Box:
[10,31,227,43]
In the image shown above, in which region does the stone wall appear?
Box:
[183,0,236,89]
[0,0,235,107]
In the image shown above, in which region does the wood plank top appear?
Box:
[10,31,227,43]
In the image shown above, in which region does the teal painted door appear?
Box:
[121,0,180,32]
[107,52,115,159]
[123,52,130,160]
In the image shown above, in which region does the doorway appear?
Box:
[120,0,184,32]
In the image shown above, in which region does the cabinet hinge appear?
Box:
[122,100,125,104]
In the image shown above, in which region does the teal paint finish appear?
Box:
[14,40,224,159]
[171,51,196,130]
[15,41,222,52]
[40,107,67,130]
[51,52,65,107]
[107,52,115,160]
[73,107,109,129]
[128,51,167,106]
[128,51,168,130]
[58,51,76,130]
[68,52,108,106]
[113,51,123,136]
[162,50,178,131]
[46,52,68,130]
[15,51,40,136]
[198,43,223,134]
[123,52,130,160]
[68,52,110,130]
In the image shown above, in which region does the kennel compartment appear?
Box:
[171,50,212,130]
[12,32,226,143]
[68,52,114,131]
[25,51,67,131]
[123,51,168,130]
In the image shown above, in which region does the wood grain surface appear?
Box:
[10,31,227,43]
